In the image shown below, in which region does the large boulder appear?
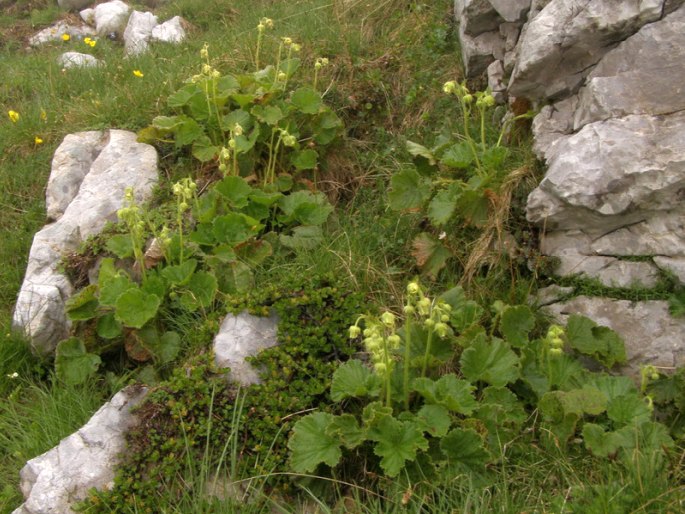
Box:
[93,0,131,37]
[123,10,158,56]
[12,386,148,514]
[12,130,158,355]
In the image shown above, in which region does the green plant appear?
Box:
[288,281,675,502]
[388,82,533,278]
[139,33,343,186]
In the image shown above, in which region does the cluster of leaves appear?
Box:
[139,44,343,184]
[76,277,367,512]
[287,283,678,503]
[388,84,531,277]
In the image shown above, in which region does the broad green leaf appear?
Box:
[415,404,451,437]
[213,214,261,246]
[288,412,341,472]
[586,375,637,403]
[65,284,99,321]
[412,374,477,415]
[280,57,301,76]
[278,191,333,226]
[500,305,535,347]
[440,428,490,472]
[55,337,101,386]
[479,146,508,169]
[566,315,626,368]
[606,393,651,426]
[427,186,460,226]
[291,87,322,114]
[167,85,198,108]
[451,301,485,332]
[476,386,527,430]
[440,142,474,169]
[215,176,253,208]
[96,312,123,339]
[539,386,607,422]
[582,423,626,457]
[411,232,451,279]
[406,140,436,165]
[140,272,167,299]
[456,189,490,227]
[216,75,240,95]
[330,360,382,401]
[99,274,135,307]
[106,234,134,258]
[236,240,272,266]
[152,115,184,131]
[388,168,431,211]
[178,271,217,312]
[280,225,324,250]
[222,109,253,132]
[460,338,520,387]
[251,105,284,126]
[215,261,253,294]
[325,414,365,449]
[192,137,219,162]
[362,401,394,431]
[637,420,674,451]
[369,416,428,478]
[291,149,318,170]
[153,331,182,364]
[160,259,197,286]
[438,286,466,311]
[114,289,161,329]
[174,118,205,147]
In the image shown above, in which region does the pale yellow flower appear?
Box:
[133,70,144,78]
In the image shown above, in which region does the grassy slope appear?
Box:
[0,0,683,512]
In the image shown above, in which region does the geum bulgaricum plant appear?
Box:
[288,281,675,490]
[139,19,342,187]
[388,81,534,277]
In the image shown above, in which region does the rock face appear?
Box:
[12,130,158,355]
[57,0,92,11]
[93,0,131,37]
[123,10,158,56]
[213,311,280,386]
[12,386,148,514]
[456,1,685,376]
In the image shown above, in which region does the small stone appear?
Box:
[94,0,131,37]
[151,16,186,44]
[213,311,280,386]
[57,52,102,69]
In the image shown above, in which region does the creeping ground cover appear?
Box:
[0,0,683,512]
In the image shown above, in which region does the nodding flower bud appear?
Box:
[443,81,457,94]
[257,22,265,32]
[462,94,474,104]
[228,139,236,149]
[282,37,292,46]
[314,61,322,70]
[179,201,189,212]
[434,322,449,339]
[387,334,401,348]
[424,318,435,329]
[202,64,212,75]
[349,325,361,339]
[374,362,387,375]
[261,17,274,29]
[292,43,302,52]
[380,312,396,327]
[549,347,563,357]
[483,94,496,107]
[282,134,297,147]
[403,304,415,315]
[278,71,287,81]
[220,147,230,161]
[417,297,431,316]
[233,123,244,136]
[407,282,420,295]
[200,43,209,59]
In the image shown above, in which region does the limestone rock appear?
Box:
[28,21,96,47]
[508,0,664,100]
[532,284,575,306]
[546,297,685,378]
[12,386,148,514]
[531,95,577,160]
[94,0,131,37]
[13,130,158,355]
[58,52,102,69]
[486,60,506,102]
[151,16,186,44]
[454,0,501,36]
[527,111,685,232]
[123,10,158,56]
[489,0,530,22]
[573,6,685,130]
[458,25,505,78]
[57,0,92,11]
[213,311,280,386]
[79,8,95,26]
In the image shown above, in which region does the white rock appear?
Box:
[508,0,664,100]
[486,59,506,102]
[214,311,280,386]
[94,0,131,37]
[80,8,95,26]
[13,386,148,514]
[458,24,505,78]
[28,21,96,47]
[489,0,530,22]
[123,10,158,56]
[57,0,92,11]
[546,297,685,378]
[13,130,158,355]
[58,52,102,69]
[454,0,501,36]
[532,284,574,306]
[151,16,186,44]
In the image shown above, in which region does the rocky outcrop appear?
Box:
[123,10,158,55]
[213,311,280,386]
[28,21,95,47]
[455,0,685,375]
[12,131,158,356]
[12,386,148,514]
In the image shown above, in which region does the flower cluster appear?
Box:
[405,281,452,339]
[544,324,565,358]
[84,37,97,48]
[442,80,495,107]
[349,312,400,378]
[172,177,198,214]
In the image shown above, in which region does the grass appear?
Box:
[0,0,684,512]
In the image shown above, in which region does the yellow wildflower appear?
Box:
[34,136,44,145]
[133,70,144,78]
[8,110,19,123]
[84,37,96,47]
[40,109,47,122]
[61,33,70,41]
